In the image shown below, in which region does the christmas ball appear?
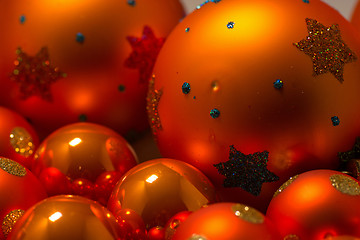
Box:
[164,210,192,240]
[107,158,218,229]
[148,226,165,240]
[150,0,360,211]
[32,122,138,204]
[0,107,39,169]
[115,208,147,240]
[0,0,185,139]
[7,195,121,240]
[172,202,281,240]
[266,170,360,239]
[0,157,47,240]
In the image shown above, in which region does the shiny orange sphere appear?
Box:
[172,202,281,240]
[0,0,184,139]
[107,158,218,229]
[32,122,138,203]
[266,170,360,239]
[151,0,360,211]
[7,195,121,240]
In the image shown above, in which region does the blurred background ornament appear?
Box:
[266,169,360,239]
[164,210,192,240]
[0,157,47,240]
[151,0,360,212]
[0,0,185,140]
[7,195,121,240]
[107,158,218,229]
[172,202,281,240]
[115,208,147,240]
[32,122,138,205]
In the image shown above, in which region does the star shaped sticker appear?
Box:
[10,47,66,101]
[124,26,165,83]
[294,18,357,83]
[214,145,279,196]
[146,75,163,135]
[338,137,360,163]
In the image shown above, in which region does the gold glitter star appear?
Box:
[294,18,357,83]
[11,47,66,101]
[146,75,163,135]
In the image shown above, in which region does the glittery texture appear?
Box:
[273,79,283,89]
[127,0,136,6]
[284,234,301,240]
[331,116,340,126]
[188,234,207,240]
[0,158,27,177]
[2,209,25,238]
[214,145,279,196]
[347,159,360,180]
[329,174,360,195]
[146,75,163,135]
[19,15,26,24]
[227,21,235,29]
[338,137,360,163]
[182,82,191,94]
[231,204,264,224]
[273,175,299,198]
[11,47,66,101]
[9,127,34,157]
[185,27,190,33]
[124,26,165,83]
[76,32,85,43]
[196,0,221,9]
[210,108,220,119]
[294,18,357,83]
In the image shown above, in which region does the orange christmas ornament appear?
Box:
[107,158,218,229]
[0,107,39,169]
[0,157,47,240]
[32,122,138,204]
[266,170,360,239]
[0,0,184,139]
[7,195,121,240]
[172,202,281,240]
[150,0,360,211]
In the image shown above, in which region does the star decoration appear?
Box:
[338,137,360,164]
[10,47,66,101]
[294,18,357,83]
[146,75,163,135]
[124,26,165,83]
[214,145,279,196]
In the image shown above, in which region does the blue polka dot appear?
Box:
[331,116,340,126]
[227,21,235,29]
[210,108,220,119]
[182,82,191,94]
[273,79,283,89]
[76,33,85,43]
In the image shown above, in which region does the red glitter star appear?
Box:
[146,75,163,135]
[11,47,66,101]
[294,18,357,83]
[124,26,165,83]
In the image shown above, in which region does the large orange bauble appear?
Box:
[0,0,184,139]
[151,0,360,211]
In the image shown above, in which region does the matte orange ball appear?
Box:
[151,0,360,211]
[266,170,360,240]
[0,0,184,139]
[107,158,218,229]
[7,195,121,240]
[172,202,281,240]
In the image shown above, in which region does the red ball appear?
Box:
[172,202,281,240]
[0,157,47,240]
[0,107,39,169]
[115,208,147,240]
[148,226,165,240]
[266,170,360,239]
[164,211,192,240]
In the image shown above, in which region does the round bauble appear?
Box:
[0,0,184,139]
[7,195,121,240]
[150,0,360,211]
[0,157,47,240]
[107,158,218,229]
[266,170,360,239]
[32,122,138,204]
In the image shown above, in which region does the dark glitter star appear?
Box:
[124,26,165,83]
[214,145,279,196]
[146,75,162,135]
[338,137,360,164]
[294,18,357,83]
[10,47,66,101]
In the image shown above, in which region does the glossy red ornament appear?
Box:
[0,0,185,139]
[164,211,192,240]
[7,195,122,240]
[172,202,281,240]
[108,158,218,229]
[0,106,39,169]
[0,157,47,240]
[115,208,147,240]
[151,0,360,211]
[32,122,138,204]
[266,170,360,239]
[148,226,165,240]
